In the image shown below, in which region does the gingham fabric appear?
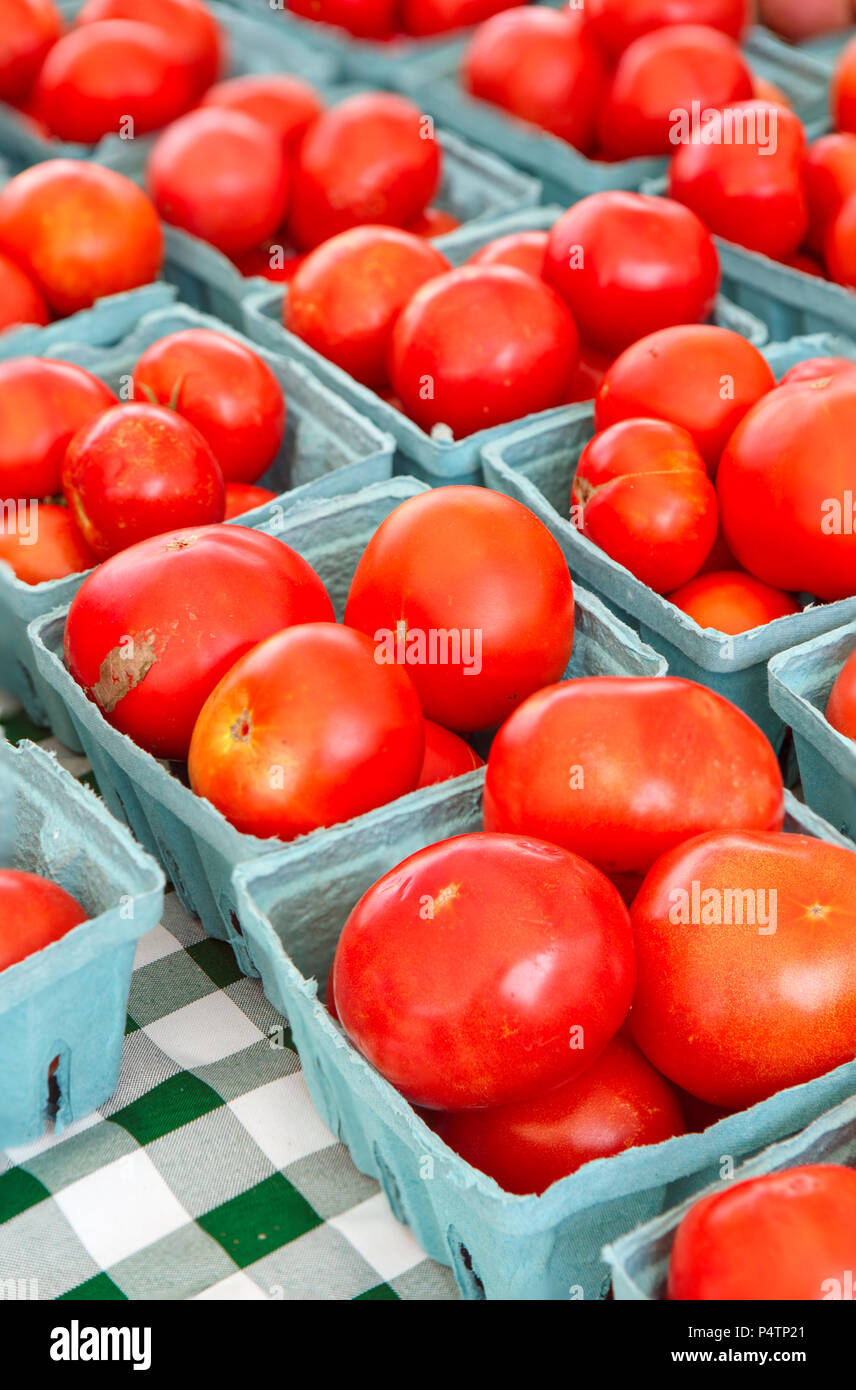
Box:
[0,695,458,1302]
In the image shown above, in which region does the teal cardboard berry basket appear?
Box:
[0,739,164,1148]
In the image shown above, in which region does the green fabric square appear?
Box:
[198,1173,321,1269]
[110,1071,223,1145]
[125,1014,140,1035]
[356,1283,400,1301]
[59,1272,127,1301]
[187,938,244,989]
[0,1167,49,1222]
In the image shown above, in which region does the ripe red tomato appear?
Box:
[762,0,851,42]
[147,108,290,258]
[669,1165,856,1301]
[780,355,856,385]
[717,373,856,601]
[484,676,785,878]
[408,207,460,237]
[0,0,62,104]
[803,134,856,258]
[0,503,96,585]
[223,483,277,521]
[826,649,856,739]
[287,226,450,388]
[287,0,399,39]
[402,0,519,36]
[595,325,775,473]
[573,418,718,593]
[389,264,578,437]
[287,93,441,251]
[786,250,827,277]
[75,0,226,98]
[434,1035,686,1194]
[333,832,636,1109]
[345,486,575,732]
[33,19,198,142]
[832,35,856,134]
[132,329,286,485]
[584,0,748,58]
[565,340,614,404]
[64,525,334,760]
[0,251,48,332]
[669,102,809,261]
[544,194,720,357]
[416,719,483,788]
[462,7,609,153]
[0,357,116,499]
[825,192,856,286]
[631,830,856,1107]
[232,243,306,283]
[668,571,800,633]
[0,870,86,971]
[468,229,548,279]
[200,74,324,159]
[189,623,425,840]
[0,160,163,316]
[597,26,752,161]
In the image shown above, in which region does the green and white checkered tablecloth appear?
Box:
[0,697,459,1302]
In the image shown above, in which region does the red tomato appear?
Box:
[832,35,856,135]
[484,676,785,877]
[333,832,636,1109]
[402,0,520,36]
[668,571,800,633]
[779,355,856,385]
[200,74,324,159]
[696,527,737,575]
[434,1035,686,1194]
[287,0,399,39]
[669,1165,856,1301]
[785,250,827,277]
[462,7,609,153]
[717,373,856,601]
[0,356,116,499]
[389,264,578,437]
[75,0,226,98]
[62,403,225,560]
[597,26,752,161]
[416,719,483,787]
[803,133,856,258]
[223,483,277,520]
[132,329,286,485]
[669,102,809,261]
[287,93,441,251]
[64,524,334,760]
[408,207,461,237]
[189,623,424,839]
[584,0,748,58]
[0,503,96,584]
[826,191,856,286]
[565,340,614,403]
[573,418,718,593]
[0,870,86,971]
[762,0,851,42]
[232,243,306,283]
[544,193,720,357]
[827,648,856,739]
[752,74,791,109]
[468,229,548,279]
[0,0,62,104]
[0,251,48,332]
[345,485,575,732]
[147,108,290,258]
[595,325,775,473]
[33,19,198,142]
[631,830,856,1107]
[287,226,450,388]
[0,160,163,316]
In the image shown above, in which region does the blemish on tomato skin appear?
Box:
[90,631,158,713]
[230,708,253,742]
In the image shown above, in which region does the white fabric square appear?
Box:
[329,1193,426,1281]
[228,1073,337,1168]
[54,1150,190,1267]
[133,922,185,969]
[193,1272,270,1301]
[143,992,265,1068]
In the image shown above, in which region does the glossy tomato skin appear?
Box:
[0,356,116,499]
[484,677,785,877]
[416,719,483,788]
[287,93,441,251]
[780,355,856,385]
[200,73,323,158]
[595,325,775,473]
[668,1165,856,1301]
[62,403,225,560]
[584,0,747,57]
[826,192,856,286]
[761,0,851,42]
[287,0,399,39]
[0,251,48,332]
[0,870,86,972]
[333,832,636,1110]
[468,229,548,279]
[631,831,856,1107]
[717,373,856,601]
[434,1035,686,1195]
[64,524,334,759]
[287,226,450,388]
[189,623,425,840]
[408,207,460,237]
[0,503,96,584]
[462,7,609,152]
[345,486,575,732]
[75,0,226,98]
[832,35,856,134]
[132,329,286,485]
[402,0,519,36]
[147,108,290,258]
[389,264,579,437]
[803,133,856,259]
[826,649,856,739]
[573,418,718,593]
[223,483,277,520]
[668,571,800,633]
[544,194,720,357]
[669,101,809,261]
[0,0,63,104]
[597,26,752,160]
[0,160,163,316]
